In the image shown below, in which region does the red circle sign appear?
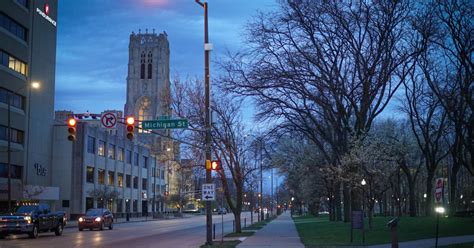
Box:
[101,113,117,128]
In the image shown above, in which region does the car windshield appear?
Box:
[15,206,39,214]
[85,209,103,216]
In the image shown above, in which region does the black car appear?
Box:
[78,208,113,231]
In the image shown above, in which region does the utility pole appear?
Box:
[260,139,263,221]
[195,0,212,245]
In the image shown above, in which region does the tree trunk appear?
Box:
[425,170,435,216]
[407,178,417,217]
[336,183,343,221]
[343,183,350,222]
[368,207,374,229]
[449,167,459,215]
[234,212,242,233]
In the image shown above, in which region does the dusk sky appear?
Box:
[55,0,277,114]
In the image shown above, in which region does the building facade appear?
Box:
[0,0,59,210]
[52,111,167,219]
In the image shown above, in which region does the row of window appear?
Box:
[86,167,149,190]
[0,49,28,76]
[0,87,24,109]
[0,163,22,179]
[0,125,24,144]
[87,136,148,167]
[0,12,27,41]
[86,198,142,213]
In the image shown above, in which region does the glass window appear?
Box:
[133,200,137,212]
[87,136,95,154]
[118,147,124,161]
[118,173,123,187]
[98,169,105,184]
[147,64,152,79]
[108,144,115,159]
[133,176,138,189]
[142,178,147,190]
[160,169,165,180]
[0,88,24,109]
[108,171,114,185]
[0,126,6,141]
[140,64,145,79]
[98,140,105,156]
[86,197,93,211]
[0,125,24,144]
[142,156,148,168]
[126,174,131,188]
[0,14,27,41]
[126,150,132,164]
[117,199,123,213]
[0,163,22,179]
[134,152,139,166]
[0,50,27,76]
[86,167,94,183]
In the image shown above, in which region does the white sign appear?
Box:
[101,112,117,129]
[435,178,444,203]
[36,5,57,27]
[202,183,215,201]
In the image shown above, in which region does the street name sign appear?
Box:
[142,119,189,130]
[202,183,215,201]
[435,178,444,203]
[101,112,117,129]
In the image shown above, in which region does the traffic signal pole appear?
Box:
[195,0,213,245]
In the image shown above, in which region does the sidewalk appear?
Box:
[368,235,474,248]
[237,212,304,248]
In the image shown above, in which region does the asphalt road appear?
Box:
[0,212,254,248]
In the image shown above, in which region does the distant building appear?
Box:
[0,0,59,210]
[52,111,167,219]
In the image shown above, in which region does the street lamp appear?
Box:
[361,179,366,217]
[434,206,445,248]
[6,82,40,213]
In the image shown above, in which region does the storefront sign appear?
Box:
[36,3,57,27]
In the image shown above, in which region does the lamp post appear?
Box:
[361,179,366,215]
[194,0,213,244]
[6,82,40,213]
[435,206,445,248]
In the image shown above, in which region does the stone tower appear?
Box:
[124,30,171,137]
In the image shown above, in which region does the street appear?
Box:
[0,212,253,248]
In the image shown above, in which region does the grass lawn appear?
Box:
[293,215,474,247]
[225,231,255,237]
[200,240,241,248]
[243,216,277,230]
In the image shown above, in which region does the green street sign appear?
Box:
[142,119,189,130]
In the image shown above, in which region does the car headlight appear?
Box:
[95,217,101,222]
[78,217,84,222]
[24,216,32,223]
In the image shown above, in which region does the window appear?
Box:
[86,197,93,211]
[160,169,165,180]
[133,200,137,212]
[98,140,105,156]
[98,169,105,184]
[137,97,152,133]
[142,178,147,190]
[16,0,28,8]
[126,150,132,164]
[143,156,148,168]
[62,200,69,208]
[108,144,115,159]
[0,50,27,76]
[86,167,94,183]
[140,52,145,79]
[118,173,123,187]
[126,174,131,188]
[87,136,95,154]
[118,147,124,161]
[108,171,114,185]
[147,64,152,79]
[133,176,138,189]
[134,153,139,166]
[0,87,24,109]
[0,163,22,179]
[117,199,123,213]
[0,14,28,41]
[0,125,24,144]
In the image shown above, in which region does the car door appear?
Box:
[104,210,111,225]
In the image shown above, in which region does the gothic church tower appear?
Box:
[124,30,171,144]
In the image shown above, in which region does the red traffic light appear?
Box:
[126,116,135,125]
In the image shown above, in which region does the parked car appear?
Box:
[0,204,66,239]
[217,208,227,215]
[78,208,113,231]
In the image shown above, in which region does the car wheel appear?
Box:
[28,224,39,239]
[99,221,104,231]
[79,228,83,231]
[89,228,93,231]
[55,223,63,236]
[108,221,113,230]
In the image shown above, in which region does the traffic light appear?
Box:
[67,118,77,141]
[126,116,134,141]
[205,160,211,170]
[211,160,222,170]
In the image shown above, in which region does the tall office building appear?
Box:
[0,0,59,210]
